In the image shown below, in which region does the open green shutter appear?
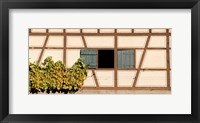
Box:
[80,50,97,68]
[118,50,134,69]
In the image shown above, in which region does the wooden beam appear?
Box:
[29,47,63,49]
[114,29,118,87]
[29,32,171,36]
[166,29,171,87]
[92,70,99,87]
[29,47,171,50]
[37,29,49,64]
[132,29,134,33]
[91,68,170,71]
[134,49,136,68]
[29,29,31,33]
[82,87,171,90]
[63,29,67,65]
[132,29,152,87]
[96,50,98,68]
[81,29,87,48]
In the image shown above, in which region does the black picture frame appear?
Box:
[0,0,199,123]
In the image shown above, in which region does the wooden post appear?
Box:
[114,29,118,87]
[166,29,171,87]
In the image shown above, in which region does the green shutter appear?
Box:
[118,50,134,69]
[80,50,97,68]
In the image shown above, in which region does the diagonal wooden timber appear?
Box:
[80,29,87,48]
[132,29,152,87]
[92,70,99,87]
[37,29,49,64]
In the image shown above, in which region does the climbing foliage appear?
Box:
[29,56,88,94]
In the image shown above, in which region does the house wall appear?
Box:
[29,28,171,88]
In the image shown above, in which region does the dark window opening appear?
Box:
[98,50,114,68]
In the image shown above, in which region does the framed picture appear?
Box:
[0,0,199,123]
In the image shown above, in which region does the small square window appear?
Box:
[98,50,114,68]
[118,50,134,69]
[80,50,97,69]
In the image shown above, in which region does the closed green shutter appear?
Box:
[80,50,97,68]
[118,50,134,69]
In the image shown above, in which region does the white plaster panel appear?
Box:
[134,29,149,33]
[117,29,132,33]
[46,36,64,47]
[83,70,96,87]
[152,29,166,33]
[95,70,114,87]
[85,36,114,48]
[48,29,63,33]
[29,49,41,62]
[100,29,115,33]
[65,29,80,33]
[67,36,84,47]
[41,49,63,64]
[136,71,167,87]
[82,29,97,33]
[142,50,166,68]
[117,70,136,87]
[66,49,80,67]
[148,36,166,48]
[31,29,46,33]
[118,36,147,48]
[29,36,46,47]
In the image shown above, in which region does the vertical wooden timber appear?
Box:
[63,29,67,65]
[29,29,31,33]
[132,29,152,87]
[166,29,171,87]
[114,29,118,87]
[96,50,98,68]
[132,29,134,33]
[95,49,99,87]
[37,29,49,64]
[134,49,136,68]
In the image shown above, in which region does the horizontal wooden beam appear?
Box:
[117,68,171,71]
[82,87,171,90]
[29,32,171,36]
[29,47,171,50]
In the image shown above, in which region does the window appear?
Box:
[118,50,134,69]
[98,50,114,68]
[80,50,97,69]
[80,49,134,69]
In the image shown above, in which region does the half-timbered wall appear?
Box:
[29,28,171,90]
